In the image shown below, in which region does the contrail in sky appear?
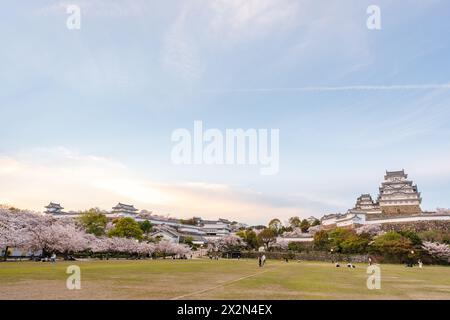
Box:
[204,83,450,93]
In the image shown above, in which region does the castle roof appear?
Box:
[45,202,63,209]
[385,169,407,178]
[112,203,138,211]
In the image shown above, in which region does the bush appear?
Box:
[418,230,450,245]
[108,218,143,240]
[326,228,370,254]
[369,231,415,263]
[340,233,370,254]
[398,230,422,246]
[313,230,330,250]
[287,241,313,252]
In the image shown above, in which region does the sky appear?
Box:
[1,0,450,225]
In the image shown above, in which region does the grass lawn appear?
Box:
[1,259,450,300]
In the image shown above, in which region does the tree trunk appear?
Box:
[3,246,9,261]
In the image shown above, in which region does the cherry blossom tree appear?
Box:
[136,242,155,258]
[422,241,450,263]
[173,243,192,258]
[355,224,384,236]
[155,240,177,258]
[0,209,32,260]
[272,239,289,250]
[307,225,321,235]
[0,207,183,260]
[0,209,92,259]
[217,235,242,251]
[282,227,304,237]
[24,215,89,258]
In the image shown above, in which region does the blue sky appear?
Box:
[1,0,450,224]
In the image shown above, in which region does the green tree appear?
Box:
[328,228,353,251]
[108,217,143,240]
[78,208,108,236]
[288,216,301,228]
[257,228,277,249]
[237,229,259,250]
[300,219,310,233]
[288,241,309,252]
[311,219,321,227]
[398,230,422,246]
[419,230,450,245]
[315,228,370,253]
[313,230,330,250]
[138,220,153,235]
[369,231,414,262]
[180,218,197,225]
[183,236,194,247]
[340,233,371,254]
[268,218,283,235]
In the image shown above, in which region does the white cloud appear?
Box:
[161,0,300,81]
[207,0,300,40]
[162,6,204,81]
[0,147,305,224]
[204,83,450,93]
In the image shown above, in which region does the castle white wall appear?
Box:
[365,215,450,224]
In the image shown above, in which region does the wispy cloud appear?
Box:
[203,83,450,93]
[207,0,300,41]
[161,4,204,81]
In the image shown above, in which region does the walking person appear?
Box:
[261,254,266,267]
[258,255,262,267]
[50,253,56,263]
[368,257,372,266]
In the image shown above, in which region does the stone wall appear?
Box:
[381,205,421,215]
[379,220,450,232]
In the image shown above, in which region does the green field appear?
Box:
[1,259,450,300]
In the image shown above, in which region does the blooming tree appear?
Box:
[153,240,191,258]
[173,243,191,257]
[155,240,177,258]
[0,209,32,259]
[422,241,450,263]
[307,225,321,235]
[356,224,384,236]
[272,239,289,250]
[217,234,242,251]
[0,207,187,260]
[281,227,303,238]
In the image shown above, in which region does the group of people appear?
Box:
[258,254,266,267]
[35,253,57,263]
[406,259,423,268]
[334,262,356,268]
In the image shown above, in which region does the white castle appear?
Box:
[321,170,450,229]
